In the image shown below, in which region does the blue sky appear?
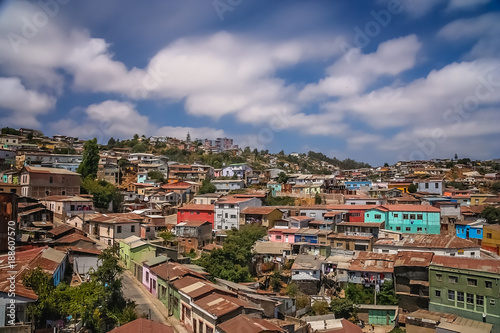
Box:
[0,0,499,165]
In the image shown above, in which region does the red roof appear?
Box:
[217,314,285,333]
[241,206,279,215]
[53,233,95,245]
[194,292,250,317]
[431,255,500,274]
[216,196,255,204]
[109,318,173,333]
[394,251,434,267]
[367,204,440,212]
[48,224,76,236]
[177,204,214,212]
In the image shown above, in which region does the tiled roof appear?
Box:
[53,233,95,244]
[394,251,434,267]
[48,224,76,236]
[194,292,250,317]
[348,252,396,273]
[431,256,500,274]
[43,195,92,202]
[24,166,80,176]
[367,204,440,212]
[241,206,279,215]
[375,234,478,249]
[90,213,142,224]
[177,204,214,211]
[109,318,173,333]
[217,314,285,333]
[216,196,254,204]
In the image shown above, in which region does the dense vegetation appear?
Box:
[196,224,266,282]
[24,248,136,332]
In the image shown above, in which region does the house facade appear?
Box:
[214,197,261,230]
[482,224,500,255]
[88,214,142,245]
[429,256,500,331]
[173,221,212,253]
[177,204,215,228]
[20,166,81,198]
[365,205,441,234]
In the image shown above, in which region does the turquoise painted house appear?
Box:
[267,181,282,196]
[455,219,486,242]
[365,205,441,234]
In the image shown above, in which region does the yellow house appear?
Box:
[470,193,496,205]
[482,224,500,255]
[388,182,412,193]
[239,207,283,228]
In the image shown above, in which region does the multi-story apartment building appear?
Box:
[20,166,81,198]
[364,205,441,234]
[429,256,500,332]
[214,197,261,230]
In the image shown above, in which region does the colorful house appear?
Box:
[429,256,500,331]
[177,204,214,228]
[455,219,486,244]
[268,228,298,243]
[142,256,168,297]
[482,224,500,255]
[266,181,282,196]
[364,205,441,234]
[344,181,372,190]
[239,206,283,228]
[119,236,157,281]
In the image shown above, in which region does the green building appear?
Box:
[429,256,500,332]
[119,235,157,281]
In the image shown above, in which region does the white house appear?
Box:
[215,197,261,230]
[413,178,444,195]
[87,213,142,246]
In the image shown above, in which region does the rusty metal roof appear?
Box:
[431,255,500,274]
[217,314,285,333]
[394,251,434,267]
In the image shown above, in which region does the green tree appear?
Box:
[77,138,100,179]
[315,192,322,204]
[346,283,374,304]
[481,206,500,224]
[285,282,299,298]
[277,172,289,184]
[132,142,148,153]
[107,137,116,148]
[377,280,398,305]
[158,230,175,245]
[198,179,216,194]
[492,181,500,193]
[81,178,121,211]
[408,183,418,193]
[270,271,282,292]
[1,127,21,135]
[330,298,354,319]
[384,162,389,167]
[196,224,266,282]
[311,301,330,315]
[148,170,165,183]
[265,196,295,206]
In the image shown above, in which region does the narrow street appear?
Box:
[121,269,170,325]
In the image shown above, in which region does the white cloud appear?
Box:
[438,12,500,59]
[155,126,225,141]
[299,35,421,100]
[0,77,56,127]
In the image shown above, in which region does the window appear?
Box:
[49,176,53,183]
[435,290,441,297]
[471,252,475,257]
[131,225,135,232]
[206,326,213,333]
[146,227,150,232]
[230,205,234,208]
[476,230,481,235]
[487,233,492,239]
[449,276,458,283]
[467,278,477,286]
[146,272,149,281]
[457,291,464,302]
[403,214,409,219]
[435,183,439,189]
[425,183,429,189]
[337,243,343,248]
[225,213,228,218]
[448,290,455,300]
[406,227,411,231]
[467,293,474,304]
[193,319,196,332]
[396,227,401,231]
[198,320,203,333]
[417,214,423,220]
[185,307,191,319]
[117,226,122,233]
[476,295,484,306]
[490,299,495,306]
[485,281,492,288]
[410,214,416,220]
[230,214,236,219]
[436,273,442,281]
[394,213,398,218]
[276,235,282,240]
[374,214,381,219]
[417,227,423,232]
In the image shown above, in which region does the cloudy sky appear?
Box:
[0,0,499,165]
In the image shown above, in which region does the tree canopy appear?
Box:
[481,206,500,224]
[198,179,216,194]
[77,138,100,179]
[81,178,121,211]
[196,224,266,282]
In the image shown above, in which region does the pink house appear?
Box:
[268,228,298,243]
[142,255,168,297]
